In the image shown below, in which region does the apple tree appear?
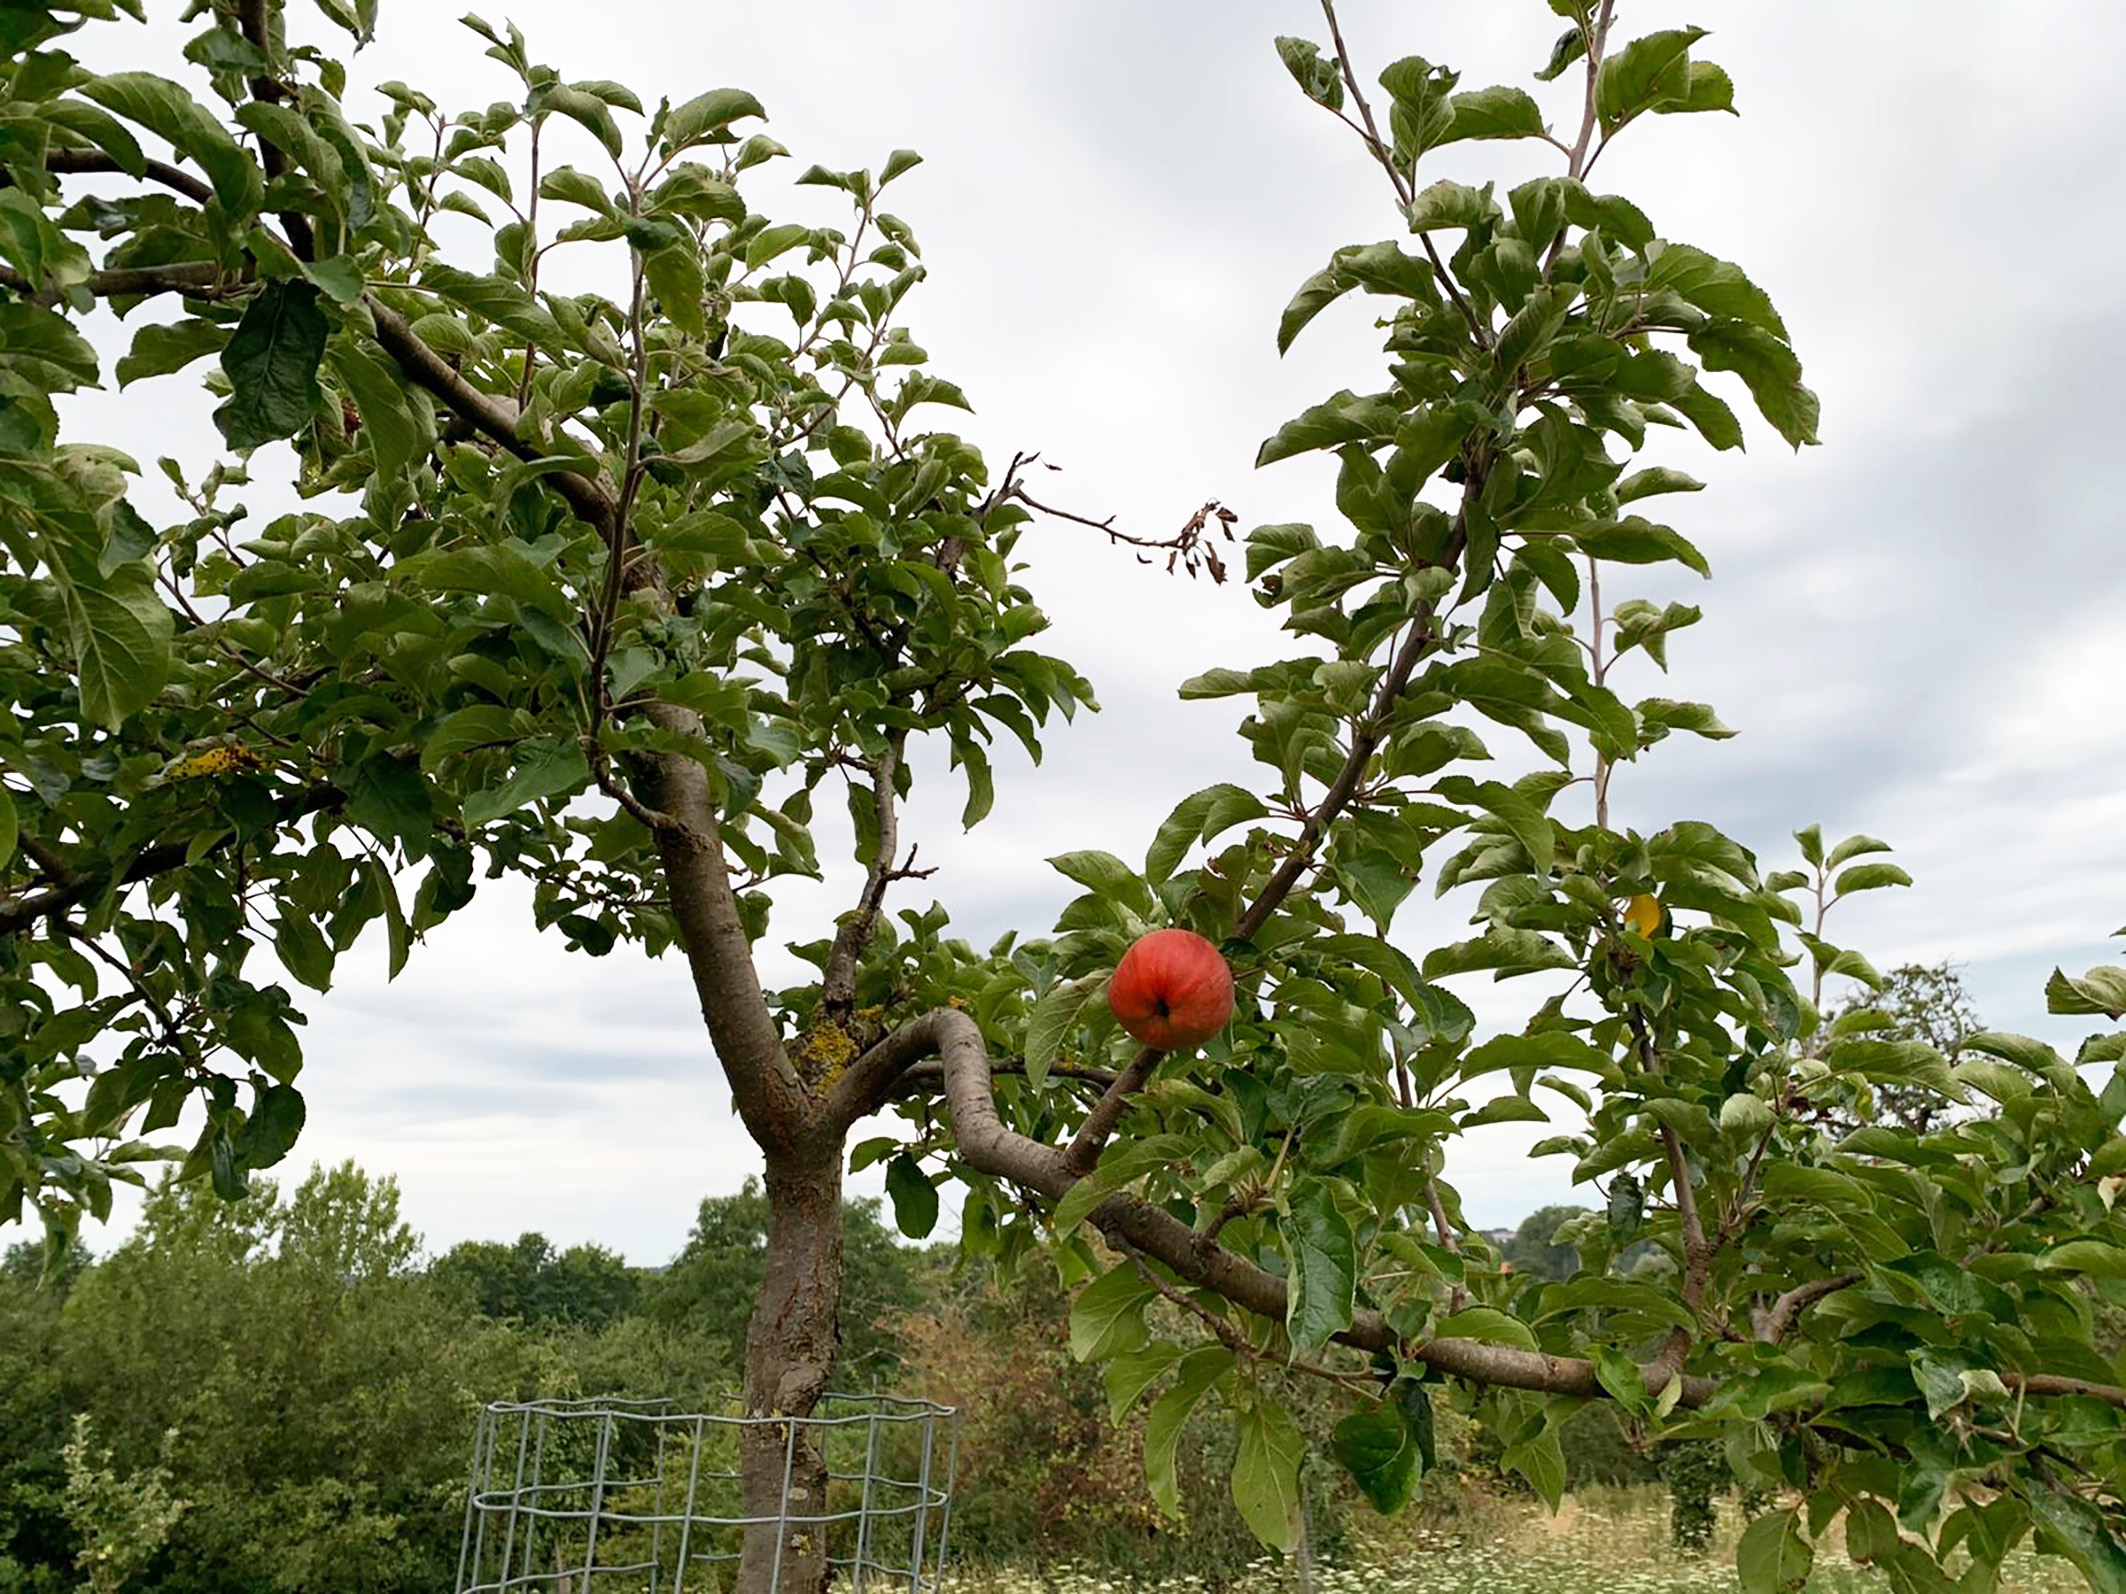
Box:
[1,2,2122,1592]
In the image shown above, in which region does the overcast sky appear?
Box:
[49,2,2126,1263]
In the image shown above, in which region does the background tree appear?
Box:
[429,1230,641,1329]
[1501,1204,1591,1282]
[1821,961,1986,1133]
[2,5,2123,1594]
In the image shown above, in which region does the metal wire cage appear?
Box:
[455,1393,959,1593]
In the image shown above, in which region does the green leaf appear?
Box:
[1607,1170,1644,1244]
[2040,1240,2126,1280]
[2023,1482,2126,1594]
[1274,36,1344,112]
[539,84,622,156]
[1691,320,1820,448]
[419,263,563,347]
[1024,975,1097,1089]
[80,71,263,216]
[1500,1426,1567,1510]
[419,705,521,771]
[344,751,433,851]
[0,785,14,872]
[214,280,329,450]
[1573,515,1710,576]
[1406,178,1497,233]
[462,737,590,827]
[40,96,148,177]
[645,242,706,338]
[1146,783,1267,884]
[1595,28,1707,129]
[1663,61,1737,117]
[1737,1508,1814,1594]
[1104,1342,1186,1421]
[1833,861,1912,895]
[662,87,766,155]
[0,302,99,391]
[1671,379,1746,451]
[57,567,172,731]
[1332,1404,1419,1514]
[1256,389,1403,467]
[1535,26,1587,83]
[1047,849,1145,903]
[1434,1305,1539,1351]
[1232,1400,1307,1552]
[2047,966,2126,1020]
[232,1082,306,1171]
[745,222,810,270]
[275,914,334,993]
[398,544,569,618]
[300,254,365,306]
[883,1153,938,1239]
[1439,86,1547,144]
[1145,1346,1232,1516]
[115,319,227,388]
[1433,776,1554,878]
[1068,1264,1155,1362]
[1646,243,1788,339]
[330,341,420,482]
[1284,1179,1356,1353]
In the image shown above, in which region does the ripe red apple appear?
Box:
[1106,928,1234,1051]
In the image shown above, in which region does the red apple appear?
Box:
[1106,928,1234,1051]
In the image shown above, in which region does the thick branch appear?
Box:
[908,1005,1718,1404]
[0,261,233,303]
[235,0,317,260]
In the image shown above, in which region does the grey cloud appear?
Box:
[55,2,2126,1250]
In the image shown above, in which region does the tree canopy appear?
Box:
[1,2,2123,1591]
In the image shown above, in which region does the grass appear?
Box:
[936,1487,2092,1594]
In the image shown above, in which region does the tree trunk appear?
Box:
[736,1150,844,1594]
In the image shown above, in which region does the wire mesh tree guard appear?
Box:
[455,1393,959,1593]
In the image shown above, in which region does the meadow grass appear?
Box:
[936,1487,2091,1594]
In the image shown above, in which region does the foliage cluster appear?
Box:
[0,2,2123,1591]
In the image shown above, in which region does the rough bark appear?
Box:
[737,1149,845,1594]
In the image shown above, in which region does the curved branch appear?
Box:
[1753,1273,1860,1345]
[905,1005,1718,1405]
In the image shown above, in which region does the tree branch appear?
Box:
[235,0,317,261]
[0,785,342,939]
[820,739,907,1016]
[1753,1273,1860,1345]
[2000,1372,2126,1412]
[42,148,215,206]
[903,1005,1721,1404]
[1063,1045,1162,1174]
[0,261,236,303]
[1236,600,1441,942]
